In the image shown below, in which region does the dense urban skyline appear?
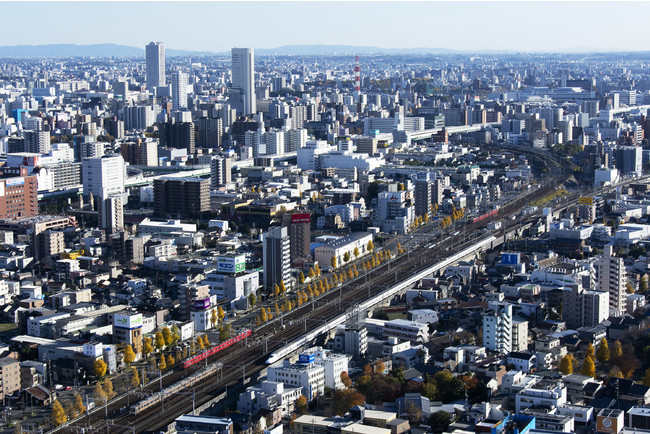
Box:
[2,1,650,54]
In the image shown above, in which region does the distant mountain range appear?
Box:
[0,43,642,58]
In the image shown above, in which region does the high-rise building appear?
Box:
[210,157,232,188]
[98,194,124,234]
[231,48,256,115]
[597,245,627,316]
[146,42,166,89]
[23,130,50,154]
[171,71,188,111]
[355,137,378,156]
[374,190,416,234]
[158,122,195,154]
[262,226,290,291]
[282,213,311,265]
[0,169,38,220]
[615,146,643,176]
[264,129,285,155]
[197,117,223,149]
[414,172,433,218]
[483,302,512,354]
[123,105,155,131]
[153,177,210,219]
[562,283,609,329]
[81,154,126,200]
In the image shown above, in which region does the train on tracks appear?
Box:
[131,363,219,414]
[472,208,499,224]
[181,329,251,369]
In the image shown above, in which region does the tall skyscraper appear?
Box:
[98,195,124,234]
[597,245,627,317]
[171,71,188,111]
[210,157,232,188]
[262,226,290,291]
[146,42,166,89]
[153,177,210,219]
[483,302,512,354]
[24,130,51,154]
[81,154,126,200]
[231,48,256,115]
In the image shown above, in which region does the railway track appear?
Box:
[59,149,575,433]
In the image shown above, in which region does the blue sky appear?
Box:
[1,1,646,52]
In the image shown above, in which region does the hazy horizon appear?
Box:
[1,1,647,54]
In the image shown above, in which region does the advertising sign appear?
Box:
[291,213,311,224]
[501,253,520,265]
[596,415,618,433]
[579,197,594,206]
[5,178,24,187]
[194,298,211,311]
[217,255,246,274]
[114,313,143,329]
[298,353,315,364]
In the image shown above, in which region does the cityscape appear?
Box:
[5,2,650,434]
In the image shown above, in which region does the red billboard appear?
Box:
[292,213,311,224]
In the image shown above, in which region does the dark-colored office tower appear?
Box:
[158,122,195,154]
[282,213,311,265]
[153,177,210,219]
[231,117,259,145]
[197,117,223,149]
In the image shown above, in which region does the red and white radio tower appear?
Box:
[354,55,361,102]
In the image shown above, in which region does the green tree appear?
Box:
[161,327,173,346]
[73,394,85,415]
[558,355,573,375]
[627,282,635,294]
[612,340,623,358]
[123,345,136,366]
[641,275,648,292]
[154,332,165,351]
[51,400,67,427]
[428,411,451,434]
[343,252,351,263]
[296,395,308,415]
[248,293,256,308]
[93,359,107,379]
[580,356,596,378]
[642,368,650,386]
[333,389,366,416]
[219,324,231,342]
[130,367,140,389]
[597,338,611,363]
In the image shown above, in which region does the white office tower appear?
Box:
[284,129,308,152]
[231,48,256,115]
[146,42,166,89]
[262,226,290,290]
[483,302,512,354]
[210,157,232,188]
[81,154,126,200]
[24,130,51,154]
[99,194,124,233]
[597,245,627,317]
[171,71,188,111]
[264,129,285,155]
[374,190,416,234]
[123,105,155,131]
[562,283,609,329]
